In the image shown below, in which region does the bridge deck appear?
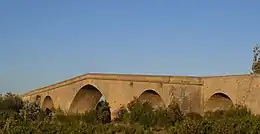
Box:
[22,73,254,97]
[22,73,204,97]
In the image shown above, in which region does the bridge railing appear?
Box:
[22,73,205,97]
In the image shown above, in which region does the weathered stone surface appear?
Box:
[21,73,260,118]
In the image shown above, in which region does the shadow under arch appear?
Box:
[137,89,165,108]
[68,84,108,114]
[204,92,234,112]
[42,96,54,110]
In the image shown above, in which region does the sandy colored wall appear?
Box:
[202,74,260,115]
[22,73,260,118]
[22,73,202,118]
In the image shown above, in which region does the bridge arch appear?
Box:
[204,92,234,112]
[69,84,107,113]
[42,96,54,110]
[137,89,165,108]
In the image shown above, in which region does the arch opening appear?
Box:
[69,84,109,114]
[137,90,164,108]
[204,93,234,112]
[42,96,54,110]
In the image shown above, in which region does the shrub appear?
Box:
[96,100,111,124]
[170,118,201,134]
[204,105,252,120]
[0,93,24,112]
[1,92,260,133]
[127,100,155,128]
[165,101,183,125]
[184,112,202,120]
[113,106,128,122]
[18,101,45,121]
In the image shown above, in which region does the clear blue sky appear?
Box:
[0,1,259,94]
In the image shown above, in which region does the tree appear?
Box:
[252,44,260,74]
[96,100,111,124]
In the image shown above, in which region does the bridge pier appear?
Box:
[106,99,126,120]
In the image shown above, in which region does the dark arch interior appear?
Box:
[204,92,234,112]
[69,84,107,114]
[42,96,54,110]
[137,90,164,108]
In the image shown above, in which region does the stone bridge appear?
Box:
[21,73,260,118]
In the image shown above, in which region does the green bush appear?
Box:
[184,112,202,120]
[165,101,184,125]
[113,106,128,122]
[0,92,260,133]
[96,100,111,124]
[0,92,24,112]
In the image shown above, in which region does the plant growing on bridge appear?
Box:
[252,44,260,74]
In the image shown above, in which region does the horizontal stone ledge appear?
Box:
[23,74,203,97]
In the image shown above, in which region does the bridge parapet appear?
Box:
[87,73,203,85]
[22,73,203,98]
[21,73,89,98]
